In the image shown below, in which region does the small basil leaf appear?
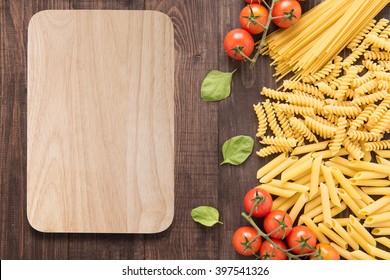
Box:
[221,135,254,165]
[201,69,236,102]
[191,206,222,227]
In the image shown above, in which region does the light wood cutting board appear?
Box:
[27,10,174,233]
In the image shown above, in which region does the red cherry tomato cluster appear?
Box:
[232,187,340,260]
[224,0,302,60]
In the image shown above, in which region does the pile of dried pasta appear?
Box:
[253,18,390,260]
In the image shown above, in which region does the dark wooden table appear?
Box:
[1,0,389,260]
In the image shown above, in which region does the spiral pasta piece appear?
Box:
[286,94,324,109]
[367,34,390,52]
[363,140,390,151]
[352,90,389,106]
[311,115,336,127]
[362,59,385,71]
[343,136,364,160]
[324,99,354,106]
[261,87,287,101]
[347,19,376,50]
[329,117,347,155]
[253,103,268,138]
[371,109,390,136]
[304,116,337,139]
[349,103,377,130]
[351,71,375,88]
[377,61,390,71]
[319,56,344,84]
[260,136,297,147]
[347,130,381,142]
[343,42,370,69]
[364,51,390,61]
[256,145,291,157]
[323,105,362,118]
[374,71,390,81]
[334,66,361,100]
[283,81,325,100]
[316,82,337,98]
[368,97,390,125]
[378,80,390,90]
[301,62,336,84]
[276,104,315,117]
[354,79,378,96]
[263,99,284,137]
[289,117,318,143]
[275,106,294,138]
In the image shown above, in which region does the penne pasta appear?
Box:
[351,250,376,260]
[289,192,309,224]
[310,156,323,199]
[372,227,390,235]
[331,167,361,199]
[332,218,350,227]
[304,193,321,213]
[349,160,390,175]
[349,215,376,246]
[358,196,390,216]
[330,243,355,260]
[312,148,348,159]
[320,183,332,227]
[351,185,374,205]
[294,173,311,185]
[363,220,390,228]
[362,187,390,195]
[259,156,298,183]
[374,150,390,158]
[257,184,297,198]
[313,202,347,223]
[331,219,359,250]
[347,225,374,255]
[300,215,330,244]
[325,161,357,177]
[277,193,301,212]
[337,189,365,218]
[353,171,388,180]
[271,196,290,211]
[349,179,390,187]
[371,203,390,215]
[318,223,348,249]
[375,156,390,166]
[269,180,310,193]
[363,151,372,162]
[257,153,288,179]
[375,237,390,249]
[281,157,313,183]
[291,141,330,156]
[321,165,341,207]
[366,212,390,224]
[367,244,390,260]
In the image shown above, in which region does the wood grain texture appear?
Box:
[2,0,390,259]
[27,10,174,234]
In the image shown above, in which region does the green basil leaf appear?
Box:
[191,206,222,227]
[201,69,236,102]
[221,135,254,165]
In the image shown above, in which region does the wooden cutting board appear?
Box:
[27,10,174,233]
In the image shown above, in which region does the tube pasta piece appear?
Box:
[349,215,376,246]
[351,185,375,205]
[331,167,361,199]
[361,187,390,196]
[359,196,390,216]
[332,218,350,227]
[371,203,390,215]
[320,183,332,227]
[271,196,290,211]
[304,193,321,213]
[351,250,376,260]
[277,193,300,212]
[303,204,325,221]
[321,165,341,207]
[309,155,322,199]
[375,156,390,166]
[257,153,288,179]
[331,219,359,251]
[363,151,372,162]
[372,227,390,235]
[291,141,330,156]
[374,150,390,158]
[269,180,309,193]
[281,157,313,183]
[257,184,296,198]
[337,189,364,218]
[300,215,330,244]
[318,223,348,249]
[289,192,309,224]
[349,179,390,187]
[349,160,390,174]
[312,202,347,224]
[294,173,311,185]
[312,148,348,159]
[366,212,390,224]
[325,161,357,178]
[353,171,388,180]
[259,156,298,183]
[363,220,390,228]
[330,243,355,260]
[347,225,374,256]
[367,244,390,260]
[375,237,390,249]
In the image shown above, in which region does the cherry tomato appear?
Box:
[232,226,262,256]
[223,29,254,60]
[311,243,340,260]
[263,210,293,239]
[260,238,287,260]
[286,226,317,254]
[272,0,302,28]
[243,188,273,218]
[240,4,269,34]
